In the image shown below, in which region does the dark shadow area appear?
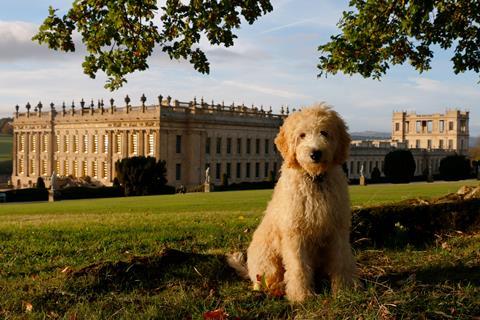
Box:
[351,199,480,249]
[367,263,480,290]
[65,248,238,296]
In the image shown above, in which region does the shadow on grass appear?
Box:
[379,263,480,288]
[65,248,238,296]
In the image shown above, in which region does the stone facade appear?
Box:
[11,97,284,188]
[348,140,455,179]
[11,99,468,189]
[391,110,469,154]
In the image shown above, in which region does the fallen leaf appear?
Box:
[24,302,33,312]
[203,308,228,320]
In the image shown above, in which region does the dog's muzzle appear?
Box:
[310,150,322,163]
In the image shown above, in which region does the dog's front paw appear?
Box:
[286,286,314,303]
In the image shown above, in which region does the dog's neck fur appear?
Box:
[303,171,327,185]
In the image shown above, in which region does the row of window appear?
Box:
[18,133,156,156]
[17,134,49,153]
[175,161,279,181]
[348,158,441,176]
[395,119,467,134]
[18,158,110,179]
[203,137,275,156]
[408,139,458,150]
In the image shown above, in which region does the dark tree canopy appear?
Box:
[115,156,168,196]
[33,0,273,90]
[318,0,480,81]
[384,150,416,183]
[34,1,480,90]
[439,154,471,181]
[36,177,46,189]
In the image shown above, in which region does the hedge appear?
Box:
[351,199,480,248]
[3,188,48,202]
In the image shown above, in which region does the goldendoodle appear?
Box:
[229,103,356,302]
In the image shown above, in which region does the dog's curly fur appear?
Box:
[229,103,357,302]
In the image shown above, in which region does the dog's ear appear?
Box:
[275,124,300,168]
[333,115,351,165]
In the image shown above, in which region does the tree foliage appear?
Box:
[318,0,480,81]
[384,150,416,183]
[370,166,381,182]
[36,177,46,189]
[439,154,471,181]
[34,1,480,88]
[0,118,13,135]
[469,137,480,161]
[33,0,273,90]
[115,156,168,196]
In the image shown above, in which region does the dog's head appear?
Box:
[275,103,350,177]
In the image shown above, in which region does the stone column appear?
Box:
[25,132,30,177]
[49,130,55,179]
[123,130,129,158]
[138,130,145,156]
[36,132,41,178]
[155,129,161,161]
[108,131,114,182]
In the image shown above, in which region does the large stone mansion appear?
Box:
[11,96,468,188]
[392,110,469,154]
[11,96,285,188]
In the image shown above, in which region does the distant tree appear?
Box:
[439,154,471,181]
[36,177,46,189]
[112,177,121,189]
[371,166,381,182]
[115,156,167,196]
[0,118,13,135]
[221,173,229,187]
[384,150,416,183]
[469,137,480,161]
[471,160,479,179]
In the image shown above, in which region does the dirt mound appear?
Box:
[403,184,480,205]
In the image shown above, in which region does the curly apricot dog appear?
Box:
[229,104,356,302]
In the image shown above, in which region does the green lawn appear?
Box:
[0,134,12,161]
[0,180,479,319]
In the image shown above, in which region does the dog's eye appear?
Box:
[320,131,329,138]
[299,133,306,139]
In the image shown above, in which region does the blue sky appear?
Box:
[0,0,479,135]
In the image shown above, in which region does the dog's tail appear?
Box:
[226,251,249,280]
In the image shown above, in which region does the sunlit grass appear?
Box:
[0,179,478,318]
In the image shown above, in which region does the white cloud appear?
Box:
[223,80,311,100]
[0,20,84,62]
[409,77,443,92]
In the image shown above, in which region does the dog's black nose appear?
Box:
[310,150,322,162]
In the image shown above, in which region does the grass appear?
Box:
[0,180,479,319]
[0,134,12,161]
[0,134,12,175]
